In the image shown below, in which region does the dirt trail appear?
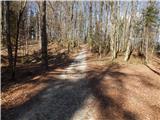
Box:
[3,47,160,120]
[18,48,98,120]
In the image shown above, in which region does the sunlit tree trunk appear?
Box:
[110,1,117,59]
[124,1,136,61]
[104,2,110,55]
[98,1,104,58]
[122,2,129,52]
[145,26,149,63]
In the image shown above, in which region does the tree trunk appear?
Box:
[38,12,41,49]
[124,40,132,61]
[110,1,117,60]
[145,27,149,63]
[12,16,22,79]
[12,1,27,79]
[5,1,13,77]
[122,2,129,52]
[89,2,92,50]
[41,1,48,70]
[124,1,135,61]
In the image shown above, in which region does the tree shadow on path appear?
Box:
[88,63,138,120]
[2,63,138,120]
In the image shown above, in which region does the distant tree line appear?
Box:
[1,1,160,79]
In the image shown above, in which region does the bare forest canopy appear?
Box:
[1,1,160,79]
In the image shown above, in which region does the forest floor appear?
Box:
[1,45,160,120]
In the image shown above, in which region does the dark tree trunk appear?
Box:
[5,1,13,77]
[12,2,26,79]
[41,1,48,70]
[12,17,21,79]
[89,2,93,50]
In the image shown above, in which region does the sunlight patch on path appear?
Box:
[71,95,98,120]
[59,49,87,81]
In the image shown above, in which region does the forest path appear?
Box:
[3,46,160,120]
[18,48,98,120]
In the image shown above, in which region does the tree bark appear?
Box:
[5,1,13,77]
[110,1,117,60]
[145,27,149,63]
[41,1,48,70]
[12,1,27,79]
[124,1,136,61]
[89,2,93,50]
